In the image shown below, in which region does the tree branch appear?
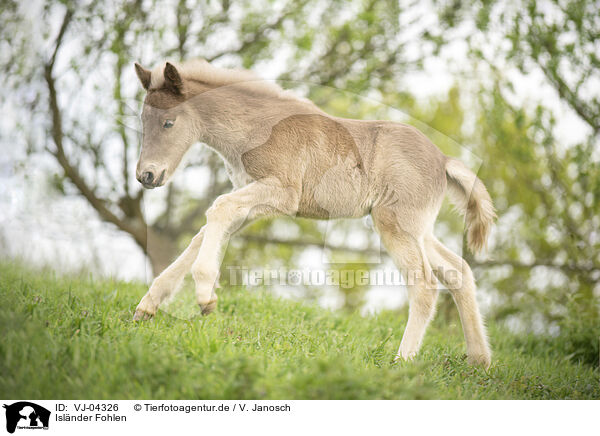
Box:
[47,9,73,69]
[43,9,146,246]
[236,234,598,275]
[538,60,599,134]
[205,3,299,62]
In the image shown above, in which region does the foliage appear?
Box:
[426,0,600,334]
[0,0,431,274]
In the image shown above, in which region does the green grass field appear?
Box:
[0,262,597,399]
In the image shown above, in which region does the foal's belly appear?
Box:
[297,164,372,219]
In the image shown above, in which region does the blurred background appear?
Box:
[0,0,598,364]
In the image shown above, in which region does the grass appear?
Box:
[0,262,597,399]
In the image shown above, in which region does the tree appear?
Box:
[1,0,437,276]
[431,0,599,363]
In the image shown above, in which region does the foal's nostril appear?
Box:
[141,171,154,185]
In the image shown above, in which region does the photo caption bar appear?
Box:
[1,400,596,436]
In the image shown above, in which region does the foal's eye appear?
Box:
[163,119,175,129]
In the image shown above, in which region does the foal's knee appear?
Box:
[206,195,249,234]
[206,195,234,222]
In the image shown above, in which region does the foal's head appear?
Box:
[134,62,201,189]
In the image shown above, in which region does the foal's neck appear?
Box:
[193,85,321,164]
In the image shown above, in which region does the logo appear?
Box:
[3,402,50,434]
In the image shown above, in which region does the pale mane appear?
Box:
[149,59,297,100]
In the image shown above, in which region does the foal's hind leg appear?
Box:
[425,235,491,367]
[372,208,439,361]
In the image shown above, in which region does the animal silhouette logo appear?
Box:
[3,402,50,433]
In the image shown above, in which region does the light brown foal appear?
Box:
[132,60,495,367]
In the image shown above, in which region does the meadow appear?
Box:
[1,262,597,400]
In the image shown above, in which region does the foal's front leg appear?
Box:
[191,181,299,314]
[133,229,205,320]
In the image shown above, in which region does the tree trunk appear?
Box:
[145,227,180,277]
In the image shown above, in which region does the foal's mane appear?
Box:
[150,59,295,100]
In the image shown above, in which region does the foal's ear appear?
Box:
[164,62,184,94]
[134,63,151,90]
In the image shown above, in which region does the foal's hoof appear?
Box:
[133,295,158,321]
[133,308,155,321]
[467,353,491,369]
[199,300,218,316]
[394,350,417,363]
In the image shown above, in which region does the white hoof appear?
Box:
[133,295,158,321]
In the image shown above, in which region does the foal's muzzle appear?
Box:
[137,169,166,189]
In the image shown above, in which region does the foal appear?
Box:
[132,60,495,367]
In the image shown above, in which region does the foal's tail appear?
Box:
[445,158,496,254]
